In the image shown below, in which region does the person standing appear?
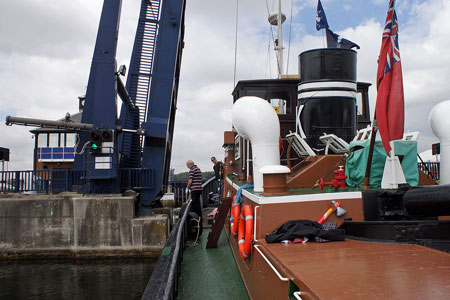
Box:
[186,160,203,225]
[211,156,223,190]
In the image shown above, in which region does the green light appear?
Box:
[92,143,99,150]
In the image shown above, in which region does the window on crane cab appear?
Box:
[38,133,48,147]
[65,133,76,147]
[49,133,59,147]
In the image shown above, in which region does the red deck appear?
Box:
[260,239,450,300]
[226,178,450,300]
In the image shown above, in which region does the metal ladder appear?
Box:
[119,0,162,168]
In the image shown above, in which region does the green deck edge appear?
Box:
[177,228,250,300]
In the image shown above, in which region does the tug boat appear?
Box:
[212,2,450,299]
[221,47,450,300]
[145,2,450,299]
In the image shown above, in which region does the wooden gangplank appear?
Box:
[206,197,232,248]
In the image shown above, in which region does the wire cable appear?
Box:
[233,0,239,87]
[286,0,294,74]
[74,133,91,155]
[75,141,91,155]
[249,32,266,78]
[266,36,272,78]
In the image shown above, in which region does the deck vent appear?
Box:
[429,100,450,184]
[260,165,290,195]
[232,96,281,192]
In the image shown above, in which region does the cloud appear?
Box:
[0,0,448,176]
[370,0,388,6]
[332,1,450,153]
[0,124,35,170]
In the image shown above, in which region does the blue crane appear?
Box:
[73,0,186,213]
[5,0,186,213]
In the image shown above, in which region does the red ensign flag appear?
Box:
[376,0,404,155]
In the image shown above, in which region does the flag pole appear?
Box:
[322,29,326,48]
[363,0,404,188]
[362,114,377,188]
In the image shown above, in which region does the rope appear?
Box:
[186,216,201,247]
[234,184,254,206]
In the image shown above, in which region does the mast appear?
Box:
[277,0,284,77]
[268,0,286,78]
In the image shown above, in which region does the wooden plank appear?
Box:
[206,197,232,248]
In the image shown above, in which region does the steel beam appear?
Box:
[6,116,93,130]
[140,0,186,208]
[73,0,123,193]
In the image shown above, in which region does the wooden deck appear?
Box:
[225,176,450,300]
[260,239,450,300]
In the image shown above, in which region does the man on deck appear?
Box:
[186,160,203,229]
[211,156,223,191]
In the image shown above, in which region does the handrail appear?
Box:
[253,206,260,242]
[0,168,154,194]
[417,162,440,181]
[162,199,192,299]
[201,176,218,205]
[253,245,289,282]
[141,200,192,300]
[202,176,216,188]
[169,176,217,207]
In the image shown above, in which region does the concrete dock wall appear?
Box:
[0,193,169,258]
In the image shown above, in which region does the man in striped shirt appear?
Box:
[186,160,203,229]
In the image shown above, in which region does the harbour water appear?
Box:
[0,259,156,300]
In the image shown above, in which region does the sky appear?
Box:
[0,0,449,174]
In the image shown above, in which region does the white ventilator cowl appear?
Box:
[231,96,281,192]
[429,100,450,184]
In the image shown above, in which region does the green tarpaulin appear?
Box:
[345,139,419,188]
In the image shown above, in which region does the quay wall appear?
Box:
[0,193,169,258]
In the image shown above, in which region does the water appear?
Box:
[0,259,156,300]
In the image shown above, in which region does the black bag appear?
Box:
[265,220,345,243]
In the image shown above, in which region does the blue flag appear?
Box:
[326,28,360,49]
[316,0,329,30]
